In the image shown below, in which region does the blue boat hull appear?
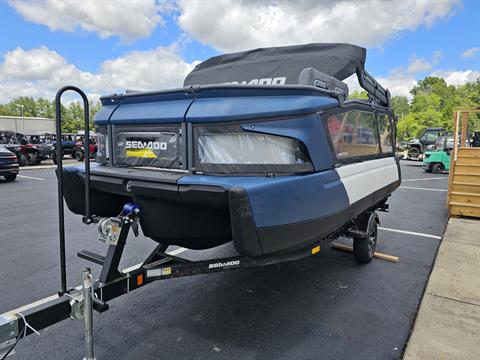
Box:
[62,157,400,256]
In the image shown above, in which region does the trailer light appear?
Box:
[137,274,143,286]
[311,245,320,255]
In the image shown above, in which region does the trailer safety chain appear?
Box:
[0,313,40,360]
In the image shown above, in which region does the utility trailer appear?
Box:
[0,43,399,359]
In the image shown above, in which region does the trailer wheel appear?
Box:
[353,215,378,263]
[431,163,444,174]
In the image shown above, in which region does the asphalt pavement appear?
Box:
[0,161,449,359]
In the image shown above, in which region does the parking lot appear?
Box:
[0,160,449,360]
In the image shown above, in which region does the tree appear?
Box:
[348,90,368,100]
[391,96,410,118]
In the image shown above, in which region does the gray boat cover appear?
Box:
[184,43,366,87]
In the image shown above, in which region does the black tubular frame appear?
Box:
[356,68,391,108]
[55,86,91,294]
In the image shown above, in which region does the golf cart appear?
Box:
[423,135,453,173]
[407,127,445,160]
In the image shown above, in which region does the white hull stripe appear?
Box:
[336,158,399,204]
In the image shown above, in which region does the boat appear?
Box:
[62,43,401,260]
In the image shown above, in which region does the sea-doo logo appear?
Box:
[208,260,240,269]
[125,140,167,150]
[227,77,286,85]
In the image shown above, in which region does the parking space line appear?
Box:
[17,174,45,181]
[402,177,448,182]
[399,186,447,192]
[121,247,188,274]
[378,227,442,239]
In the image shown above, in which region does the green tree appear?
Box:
[348,90,368,100]
[391,96,410,118]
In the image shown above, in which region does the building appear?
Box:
[0,115,54,133]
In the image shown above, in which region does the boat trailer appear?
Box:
[0,87,328,359]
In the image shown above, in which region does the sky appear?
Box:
[0,0,478,103]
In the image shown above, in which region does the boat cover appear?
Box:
[184,43,366,86]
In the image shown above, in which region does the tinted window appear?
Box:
[377,114,394,154]
[326,110,379,159]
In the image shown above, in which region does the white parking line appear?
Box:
[379,227,442,239]
[399,186,447,192]
[17,174,45,181]
[402,177,448,182]
[121,247,188,274]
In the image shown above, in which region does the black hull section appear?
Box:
[62,167,399,257]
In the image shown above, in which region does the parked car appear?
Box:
[0,131,26,166]
[0,146,19,181]
[407,127,445,160]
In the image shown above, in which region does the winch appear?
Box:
[97,203,141,245]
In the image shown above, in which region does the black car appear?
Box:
[0,146,19,181]
[0,131,26,166]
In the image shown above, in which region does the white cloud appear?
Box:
[377,75,418,98]
[177,0,461,52]
[2,46,68,80]
[431,69,480,86]
[0,45,197,103]
[406,51,442,74]
[8,0,165,42]
[407,57,432,74]
[461,47,479,58]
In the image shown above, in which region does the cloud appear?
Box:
[431,69,480,86]
[8,0,165,42]
[177,0,461,52]
[406,51,442,74]
[461,47,479,58]
[0,44,197,103]
[2,46,68,80]
[407,57,432,74]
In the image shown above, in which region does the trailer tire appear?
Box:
[431,163,444,174]
[353,215,378,263]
